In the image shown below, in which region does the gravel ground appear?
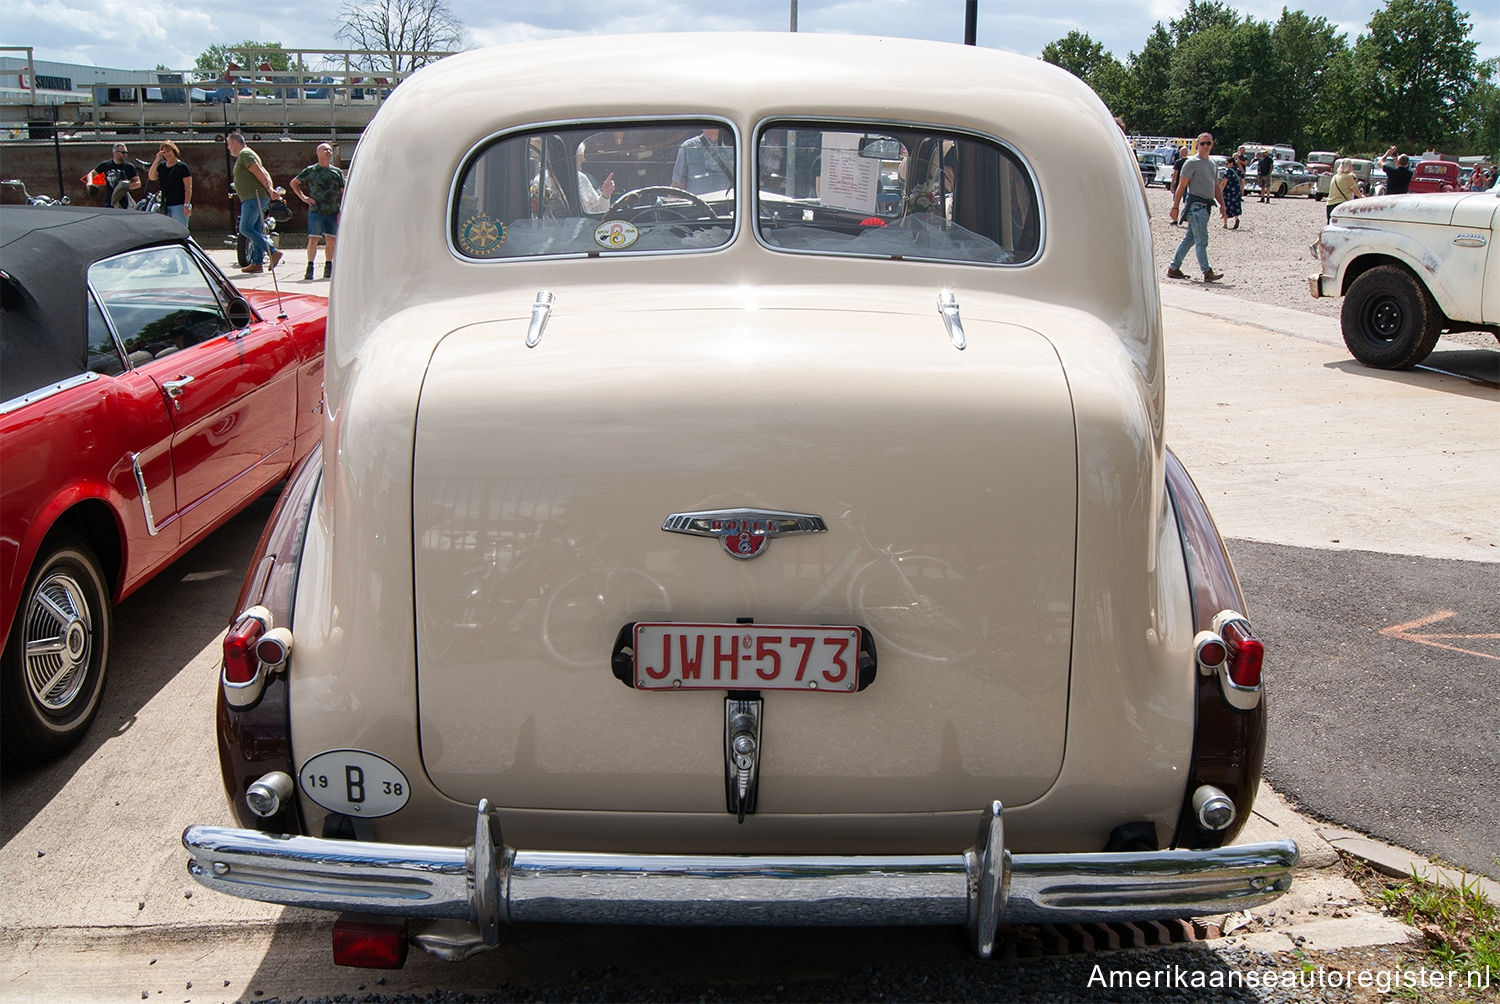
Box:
[1145,181,1338,317]
[1144,182,1498,353]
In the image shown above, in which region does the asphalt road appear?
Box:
[1233,540,1500,881]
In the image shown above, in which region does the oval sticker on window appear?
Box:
[594,220,638,250]
[299,749,411,817]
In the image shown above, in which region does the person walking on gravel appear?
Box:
[1325,159,1362,223]
[1166,132,1226,283]
[1255,150,1274,203]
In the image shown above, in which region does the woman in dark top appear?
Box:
[148,141,193,226]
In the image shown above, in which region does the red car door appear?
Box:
[90,245,298,541]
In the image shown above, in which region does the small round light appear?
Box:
[245,771,294,818]
[1192,785,1236,831]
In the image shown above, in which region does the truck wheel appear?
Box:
[1,534,111,764]
[1341,265,1442,369]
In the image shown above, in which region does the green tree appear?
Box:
[1041,30,1128,110]
[1124,23,1176,135]
[1090,58,1135,117]
[1267,11,1346,155]
[1465,58,1500,157]
[1041,31,1112,81]
[1313,45,1377,152]
[193,42,295,79]
[1357,0,1478,150]
[1169,0,1241,45]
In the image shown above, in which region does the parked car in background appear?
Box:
[1306,151,1338,174]
[1314,158,1373,200]
[181,32,1297,970]
[1250,160,1316,198]
[1137,151,1169,187]
[1408,160,1462,194]
[0,207,327,763]
[1311,188,1500,368]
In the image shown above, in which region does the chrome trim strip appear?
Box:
[1,372,100,415]
[130,452,164,537]
[183,803,1297,958]
[661,508,827,538]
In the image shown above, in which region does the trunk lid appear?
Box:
[413,294,1078,814]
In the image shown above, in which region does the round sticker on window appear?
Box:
[299,749,411,817]
[459,214,506,257]
[594,220,639,250]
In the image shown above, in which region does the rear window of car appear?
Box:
[753,121,1040,266]
[450,120,737,260]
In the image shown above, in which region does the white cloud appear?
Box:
[2,0,1494,74]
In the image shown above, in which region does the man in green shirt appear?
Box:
[289,143,346,280]
[227,131,283,273]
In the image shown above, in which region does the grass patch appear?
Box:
[1347,854,1499,1001]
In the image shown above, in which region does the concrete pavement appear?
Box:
[1158,281,1497,564]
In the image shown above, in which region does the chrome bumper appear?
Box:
[183,800,1297,959]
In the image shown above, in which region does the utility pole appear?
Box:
[964,0,977,44]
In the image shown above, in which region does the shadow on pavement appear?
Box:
[0,492,277,844]
[1322,348,1500,398]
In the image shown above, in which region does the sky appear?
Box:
[4,0,1497,74]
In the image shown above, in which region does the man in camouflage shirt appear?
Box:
[289,143,347,280]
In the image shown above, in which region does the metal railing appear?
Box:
[1,48,454,136]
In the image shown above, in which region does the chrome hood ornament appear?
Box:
[661,508,827,559]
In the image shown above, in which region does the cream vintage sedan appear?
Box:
[184,33,1295,968]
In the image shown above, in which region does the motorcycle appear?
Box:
[227,184,290,267]
[4,179,70,206]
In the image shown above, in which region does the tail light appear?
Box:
[223,608,270,684]
[332,915,409,969]
[1220,618,1264,689]
[1196,611,1264,711]
[223,605,284,709]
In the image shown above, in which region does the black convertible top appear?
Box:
[1,206,189,403]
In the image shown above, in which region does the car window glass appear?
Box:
[755,122,1040,265]
[452,121,735,259]
[85,294,125,376]
[89,245,233,361]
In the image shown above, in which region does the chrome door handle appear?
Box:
[162,375,195,409]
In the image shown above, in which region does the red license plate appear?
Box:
[632,623,861,692]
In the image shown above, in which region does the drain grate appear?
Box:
[994,917,1211,958]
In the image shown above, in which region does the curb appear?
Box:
[1316,824,1500,903]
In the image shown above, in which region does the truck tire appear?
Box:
[1,534,111,763]
[1341,265,1442,369]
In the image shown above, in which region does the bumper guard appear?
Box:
[184,800,1297,959]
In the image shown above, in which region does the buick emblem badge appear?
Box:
[661,508,827,559]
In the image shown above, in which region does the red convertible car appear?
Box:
[0,207,325,763]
